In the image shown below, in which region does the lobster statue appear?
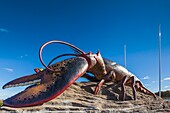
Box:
[0,40,156,108]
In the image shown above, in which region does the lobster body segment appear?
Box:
[3,57,88,107]
[92,58,156,100]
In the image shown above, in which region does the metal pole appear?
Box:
[124,45,126,68]
[158,24,162,97]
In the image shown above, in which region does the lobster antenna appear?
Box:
[70,47,82,55]
[48,53,78,66]
[39,40,85,72]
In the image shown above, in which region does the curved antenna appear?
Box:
[48,53,78,66]
[39,40,85,72]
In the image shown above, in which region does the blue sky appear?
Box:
[0,0,170,99]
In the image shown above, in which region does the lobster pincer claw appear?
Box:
[3,68,45,90]
[2,57,89,108]
[3,73,41,89]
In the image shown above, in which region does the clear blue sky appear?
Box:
[0,0,170,99]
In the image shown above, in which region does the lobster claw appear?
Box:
[3,73,41,89]
[2,57,88,107]
[3,68,45,89]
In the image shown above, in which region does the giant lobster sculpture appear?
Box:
[0,40,156,108]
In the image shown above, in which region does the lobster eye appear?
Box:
[87,52,92,55]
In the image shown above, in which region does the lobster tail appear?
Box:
[135,81,156,99]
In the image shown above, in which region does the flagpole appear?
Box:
[124,45,126,68]
[158,24,162,97]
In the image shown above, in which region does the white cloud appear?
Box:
[163,77,170,81]
[20,54,28,59]
[164,86,170,89]
[152,81,156,83]
[0,28,8,32]
[145,84,150,86]
[2,68,14,72]
[142,76,150,80]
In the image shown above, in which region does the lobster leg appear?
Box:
[129,76,136,100]
[121,76,127,101]
[94,71,115,95]
[130,76,136,100]
[125,76,137,100]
